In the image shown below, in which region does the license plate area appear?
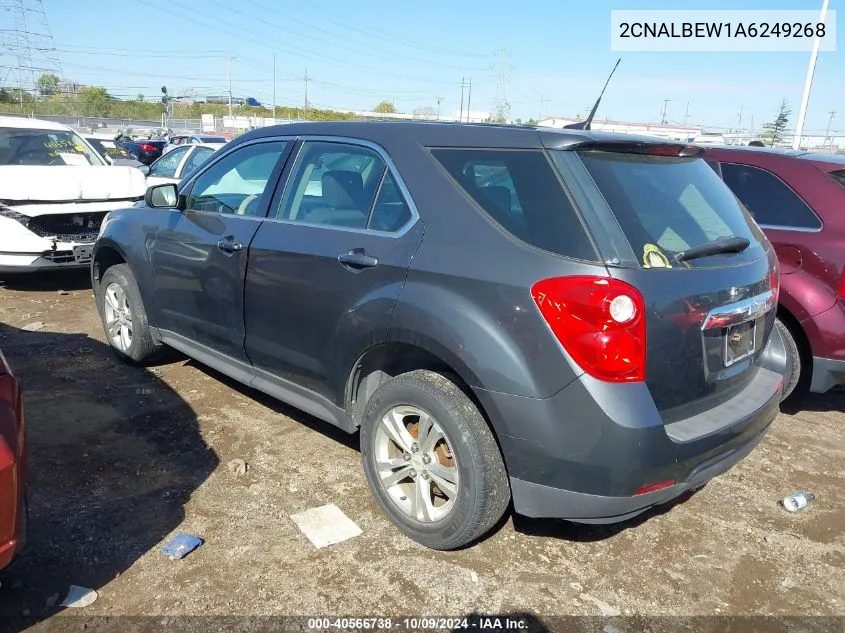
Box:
[723,319,757,367]
[72,244,94,264]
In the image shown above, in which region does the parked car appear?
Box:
[163,134,227,155]
[0,345,26,572]
[84,135,142,168]
[0,116,147,274]
[92,122,785,549]
[705,146,845,398]
[116,137,166,165]
[140,143,218,186]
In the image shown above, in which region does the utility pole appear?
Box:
[272,53,276,121]
[459,77,465,123]
[436,95,443,120]
[660,99,670,124]
[683,101,690,126]
[466,77,472,123]
[825,111,836,146]
[737,104,744,132]
[303,67,309,120]
[540,97,550,121]
[227,55,234,119]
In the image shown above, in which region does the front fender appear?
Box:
[93,209,159,326]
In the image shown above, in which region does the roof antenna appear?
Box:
[565,58,621,131]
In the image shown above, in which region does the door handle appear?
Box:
[217,238,243,254]
[338,249,378,269]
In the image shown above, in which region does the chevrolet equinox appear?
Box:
[92,122,787,549]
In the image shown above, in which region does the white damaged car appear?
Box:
[0,116,146,274]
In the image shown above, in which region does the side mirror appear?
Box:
[145,183,181,209]
[138,164,150,176]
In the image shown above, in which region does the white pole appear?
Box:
[793,0,830,150]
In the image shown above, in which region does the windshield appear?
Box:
[87,138,134,160]
[0,127,105,166]
[568,150,765,268]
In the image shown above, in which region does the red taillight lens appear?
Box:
[769,269,780,303]
[139,143,157,152]
[531,276,647,382]
[635,480,675,495]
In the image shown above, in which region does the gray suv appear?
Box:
[92,122,787,549]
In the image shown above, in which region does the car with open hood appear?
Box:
[0,116,147,274]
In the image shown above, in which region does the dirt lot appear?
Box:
[0,271,842,633]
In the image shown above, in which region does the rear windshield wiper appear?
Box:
[674,236,751,263]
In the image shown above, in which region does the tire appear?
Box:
[775,318,802,402]
[360,370,510,550]
[98,264,162,365]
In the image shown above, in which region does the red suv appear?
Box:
[705,147,845,399]
[0,346,25,571]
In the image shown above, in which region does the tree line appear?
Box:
[0,73,354,122]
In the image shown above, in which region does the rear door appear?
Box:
[244,139,423,403]
[151,139,291,361]
[554,147,779,422]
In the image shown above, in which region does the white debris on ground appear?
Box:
[290,503,362,549]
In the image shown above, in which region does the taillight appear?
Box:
[531,276,647,382]
[769,269,780,303]
[139,143,157,152]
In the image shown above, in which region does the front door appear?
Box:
[151,140,291,361]
[244,140,423,403]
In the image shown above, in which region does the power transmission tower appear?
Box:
[683,101,690,126]
[491,48,512,123]
[660,99,670,124]
[0,0,66,109]
[737,104,744,132]
[435,95,443,120]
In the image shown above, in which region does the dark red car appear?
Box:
[705,147,845,399]
[0,347,25,571]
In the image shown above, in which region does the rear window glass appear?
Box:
[430,148,597,261]
[574,151,764,267]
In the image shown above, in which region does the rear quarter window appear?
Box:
[429,148,597,261]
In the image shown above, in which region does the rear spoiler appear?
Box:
[568,141,705,157]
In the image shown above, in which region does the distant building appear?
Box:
[538,116,701,141]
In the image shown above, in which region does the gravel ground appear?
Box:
[0,271,842,633]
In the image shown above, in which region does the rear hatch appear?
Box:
[554,143,779,422]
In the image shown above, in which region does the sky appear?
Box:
[5,0,843,132]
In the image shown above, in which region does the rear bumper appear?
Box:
[810,356,845,394]
[475,339,784,523]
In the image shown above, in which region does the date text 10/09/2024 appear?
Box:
[619,21,827,39]
[307,618,530,630]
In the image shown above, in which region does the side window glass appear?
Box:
[186,141,287,216]
[150,147,188,177]
[183,147,214,178]
[278,141,385,229]
[369,171,412,232]
[720,163,822,229]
